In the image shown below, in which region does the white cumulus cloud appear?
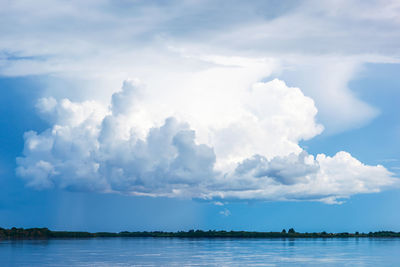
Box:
[16,79,398,203]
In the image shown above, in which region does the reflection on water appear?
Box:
[1,238,399,266]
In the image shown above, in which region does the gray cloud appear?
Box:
[236,151,319,185]
[98,117,216,195]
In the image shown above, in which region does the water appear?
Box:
[1,238,399,266]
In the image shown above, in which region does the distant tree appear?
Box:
[288,228,295,234]
[355,231,359,235]
[281,229,286,233]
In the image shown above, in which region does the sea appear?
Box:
[1,237,399,266]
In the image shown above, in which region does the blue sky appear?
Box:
[0,0,400,232]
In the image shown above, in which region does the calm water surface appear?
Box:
[1,238,399,266]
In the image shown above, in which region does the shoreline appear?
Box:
[2,227,400,240]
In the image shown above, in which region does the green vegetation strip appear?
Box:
[1,227,400,239]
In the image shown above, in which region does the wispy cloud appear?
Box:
[1,1,398,132]
[219,209,231,217]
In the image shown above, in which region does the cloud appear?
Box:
[16,79,398,203]
[4,1,399,203]
[220,151,395,204]
[279,58,380,133]
[219,209,231,217]
[1,0,399,133]
[235,151,319,185]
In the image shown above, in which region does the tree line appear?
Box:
[1,227,400,240]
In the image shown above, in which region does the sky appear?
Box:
[0,0,400,233]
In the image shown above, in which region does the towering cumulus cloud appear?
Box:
[16,79,397,203]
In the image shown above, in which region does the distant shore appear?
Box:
[2,227,400,240]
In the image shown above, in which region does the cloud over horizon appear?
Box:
[16,79,398,204]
